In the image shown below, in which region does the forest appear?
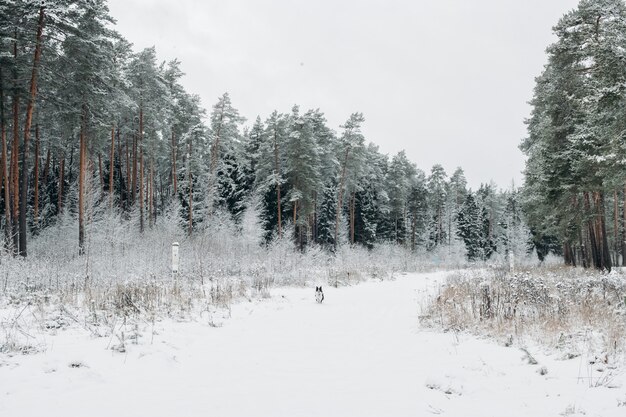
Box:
[3,0,626,276]
[522,0,626,272]
[2,2,626,415]
[0,0,533,269]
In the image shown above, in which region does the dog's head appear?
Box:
[315,286,323,292]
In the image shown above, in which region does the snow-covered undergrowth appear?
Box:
[423,267,626,374]
[0,208,467,355]
[2,272,625,417]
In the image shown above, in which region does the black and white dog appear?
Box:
[315,286,324,303]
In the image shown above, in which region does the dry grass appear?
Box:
[423,267,626,361]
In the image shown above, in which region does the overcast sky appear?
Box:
[107,0,579,190]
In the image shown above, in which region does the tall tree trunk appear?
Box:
[109,125,115,209]
[10,87,19,252]
[33,125,40,230]
[131,132,137,205]
[139,106,144,232]
[564,242,572,266]
[160,172,165,215]
[614,190,619,265]
[124,134,130,207]
[97,153,103,191]
[18,4,46,257]
[187,139,193,236]
[139,147,144,232]
[149,158,154,227]
[350,192,355,244]
[272,128,282,238]
[595,191,612,272]
[78,105,86,256]
[313,191,318,243]
[448,206,452,248]
[171,130,177,196]
[438,206,443,246]
[335,146,350,248]
[584,192,599,269]
[58,156,64,213]
[578,230,588,268]
[147,157,151,227]
[43,148,50,186]
[403,205,408,247]
[67,146,74,183]
[411,209,417,251]
[394,214,398,243]
[209,102,225,177]
[10,31,19,253]
[207,101,225,209]
[0,68,10,248]
[623,185,626,266]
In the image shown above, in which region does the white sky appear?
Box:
[107,0,579,190]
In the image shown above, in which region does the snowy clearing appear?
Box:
[1,272,625,417]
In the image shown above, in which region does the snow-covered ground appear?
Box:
[1,272,625,417]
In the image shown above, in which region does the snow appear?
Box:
[1,272,625,417]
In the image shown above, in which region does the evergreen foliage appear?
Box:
[521,0,626,271]
[0,0,536,265]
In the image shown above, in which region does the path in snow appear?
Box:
[1,272,624,417]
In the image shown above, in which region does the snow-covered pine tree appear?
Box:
[407,169,428,251]
[456,193,483,261]
[285,106,321,248]
[521,0,626,271]
[335,113,366,248]
[476,182,499,259]
[385,151,415,246]
[256,111,288,241]
[242,116,265,193]
[208,92,245,209]
[427,164,447,249]
[317,182,337,249]
[353,144,387,249]
[500,186,532,268]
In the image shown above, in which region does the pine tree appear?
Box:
[335,113,365,248]
[242,116,264,193]
[521,0,626,271]
[407,170,428,251]
[386,151,416,246]
[427,164,447,248]
[256,111,288,240]
[284,107,322,248]
[456,193,483,261]
[208,92,244,197]
[317,182,337,249]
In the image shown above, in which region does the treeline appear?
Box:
[521,0,626,272]
[0,0,529,262]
